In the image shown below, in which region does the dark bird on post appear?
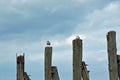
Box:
[47,41,51,46]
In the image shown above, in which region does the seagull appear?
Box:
[47,41,51,46]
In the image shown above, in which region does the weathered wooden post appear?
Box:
[16,54,24,80]
[73,37,82,80]
[51,66,60,80]
[117,55,120,79]
[82,61,90,80]
[107,31,118,80]
[44,45,52,80]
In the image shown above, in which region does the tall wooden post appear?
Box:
[44,46,52,80]
[16,54,24,80]
[117,55,120,79]
[107,31,118,80]
[73,37,82,80]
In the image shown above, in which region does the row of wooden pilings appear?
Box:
[16,31,120,80]
[44,36,89,80]
[44,31,120,80]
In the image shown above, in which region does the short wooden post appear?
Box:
[82,61,90,80]
[44,46,52,80]
[117,55,120,79]
[73,37,82,80]
[51,66,60,80]
[107,31,118,80]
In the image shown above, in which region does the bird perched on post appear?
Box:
[47,41,51,46]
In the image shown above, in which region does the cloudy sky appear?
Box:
[0,0,120,80]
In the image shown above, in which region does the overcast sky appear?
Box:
[0,0,120,80]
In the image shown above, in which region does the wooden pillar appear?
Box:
[107,31,118,80]
[82,61,90,80]
[117,55,120,79]
[16,54,24,80]
[44,46,52,80]
[51,66,60,80]
[73,37,82,80]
